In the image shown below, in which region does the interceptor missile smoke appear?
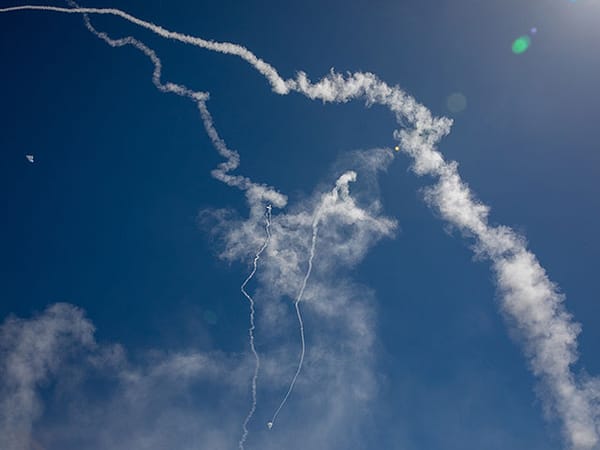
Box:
[239,205,272,450]
[60,0,287,211]
[267,195,316,430]
[59,4,285,446]
[268,170,387,428]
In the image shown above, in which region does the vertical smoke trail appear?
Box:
[238,204,272,450]
[268,171,357,429]
[267,213,318,430]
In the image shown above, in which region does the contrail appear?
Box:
[0,4,290,95]
[196,100,287,214]
[64,0,207,102]
[59,4,286,446]
[267,212,317,430]
[268,171,358,429]
[239,205,272,450]
[59,0,287,209]
[1,4,599,448]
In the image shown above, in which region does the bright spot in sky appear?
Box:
[446,92,467,113]
[394,145,400,151]
[267,422,273,430]
[25,154,34,163]
[512,36,531,54]
[530,27,537,34]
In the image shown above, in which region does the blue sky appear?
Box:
[1,1,599,449]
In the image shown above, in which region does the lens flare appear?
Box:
[446,92,467,113]
[512,36,531,54]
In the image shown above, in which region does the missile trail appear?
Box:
[267,171,361,428]
[62,0,286,206]
[267,214,318,430]
[57,4,285,446]
[0,4,290,94]
[64,0,207,101]
[239,205,272,450]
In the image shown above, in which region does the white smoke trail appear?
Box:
[59,1,287,211]
[267,212,314,430]
[239,205,272,450]
[268,171,360,429]
[59,5,286,446]
[290,71,600,450]
[1,4,598,448]
[196,101,287,212]
[0,4,290,94]
[63,1,206,102]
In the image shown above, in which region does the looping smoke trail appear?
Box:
[239,204,272,450]
[2,4,599,448]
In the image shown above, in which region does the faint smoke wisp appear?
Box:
[0,304,95,450]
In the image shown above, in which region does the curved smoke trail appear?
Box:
[59,1,286,209]
[267,213,316,430]
[0,4,290,94]
[60,4,285,446]
[239,205,272,449]
[269,171,363,428]
[1,4,599,448]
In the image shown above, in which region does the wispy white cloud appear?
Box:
[0,304,95,450]
[0,304,253,450]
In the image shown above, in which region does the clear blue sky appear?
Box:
[1,1,599,449]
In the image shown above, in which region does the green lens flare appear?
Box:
[512,36,531,54]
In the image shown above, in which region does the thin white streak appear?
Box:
[239,205,272,450]
[59,1,286,208]
[196,100,287,209]
[57,6,286,446]
[268,171,358,428]
[65,0,207,101]
[62,0,284,204]
[0,5,290,94]
[268,213,317,429]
